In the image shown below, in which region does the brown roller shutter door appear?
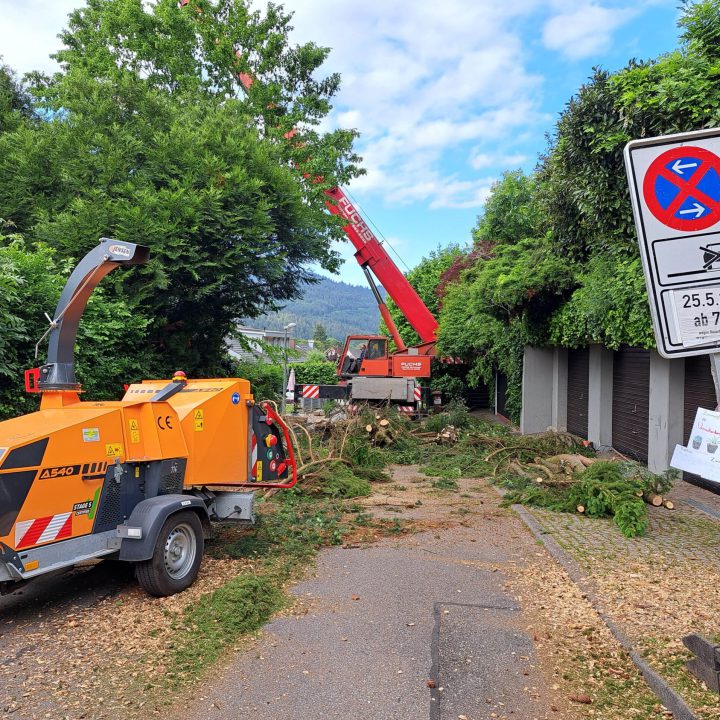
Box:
[612,346,650,462]
[684,355,716,439]
[566,348,589,438]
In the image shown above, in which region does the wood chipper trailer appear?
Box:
[0,239,296,597]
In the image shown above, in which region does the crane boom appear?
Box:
[324,187,439,345]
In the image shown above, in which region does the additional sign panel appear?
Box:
[671,407,720,484]
[625,128,720,357]
[194,409,204,432]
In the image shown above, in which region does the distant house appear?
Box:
[227,325,297,363]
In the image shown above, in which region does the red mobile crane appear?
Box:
[305,187,438,410]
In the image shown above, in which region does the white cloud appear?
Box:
[0,0,645,219]
[470,150,529,170]
[542,3,638,59]
[0,0,76,75]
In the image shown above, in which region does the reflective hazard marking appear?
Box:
[194,409,204,432]
[15,513,72,549]
[251,433,258,478]
[128,419,141,444]
[301,385,320,399]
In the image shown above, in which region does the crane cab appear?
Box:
[337,335,432,379]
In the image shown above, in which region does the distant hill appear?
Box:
[246,276,381,341]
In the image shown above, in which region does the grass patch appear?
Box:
[169,574,285,684]
[431,477,459,490]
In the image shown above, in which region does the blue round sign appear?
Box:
[231,392,240,405]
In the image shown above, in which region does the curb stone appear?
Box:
[509,500,699,720]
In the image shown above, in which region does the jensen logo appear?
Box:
[108,244,132,258]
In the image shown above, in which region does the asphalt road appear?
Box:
[176,521,555,720]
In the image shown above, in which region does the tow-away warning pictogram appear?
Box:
[643,146,720,231]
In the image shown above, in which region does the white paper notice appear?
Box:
[670,445,720,484]
[669,407,720,483]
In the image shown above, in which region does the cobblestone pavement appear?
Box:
[529,480,720,570]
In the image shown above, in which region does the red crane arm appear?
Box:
[324,187,439,344]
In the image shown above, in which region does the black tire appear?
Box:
[135,511,204,597]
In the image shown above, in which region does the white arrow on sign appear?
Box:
[678,202,706,218]
[672,159,698,174]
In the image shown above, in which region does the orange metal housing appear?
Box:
[0,379,257,555]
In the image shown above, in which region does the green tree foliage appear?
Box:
[0,0,361,410]
[292,359,337,385]
[0,63,33,133]
[384,245,464,347]
[312,323,329,347]
[416,1,720,422]
[437,233,573,420]
[474,170,546,245]
[0,229,147,419]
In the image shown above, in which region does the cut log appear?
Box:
[663,499,675,510]
[378,418,390,428]
[645,493,663,507]
[576,505,585,513]
[365,424,374,433]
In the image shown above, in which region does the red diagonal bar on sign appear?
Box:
[656,163,720,223]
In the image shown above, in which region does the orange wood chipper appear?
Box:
[0,239,296,596]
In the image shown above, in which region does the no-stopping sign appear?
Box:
[625,128,720,358]
[643,146,720,232]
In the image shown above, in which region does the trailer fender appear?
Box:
[117,495,209,562]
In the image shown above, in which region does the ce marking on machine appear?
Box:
[157,415,174,430]
[625,128,720,358]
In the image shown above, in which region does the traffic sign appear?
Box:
[643,146,720,231]
[625,128,720,358]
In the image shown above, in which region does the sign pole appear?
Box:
[710,353,720,410]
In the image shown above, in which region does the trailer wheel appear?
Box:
[135,511,204,597]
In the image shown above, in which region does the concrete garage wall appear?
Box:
[520,344,688,474]
[648,352,684,473]
[587,344,613,450]
[520,347,567,434]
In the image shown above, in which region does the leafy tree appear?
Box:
[384,245,464,347]
[0,63,33,133]
[436,234,573,421]
[312,323,329,346]
[0,0,362,394]
[474,170,546,245]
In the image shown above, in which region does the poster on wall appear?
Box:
[670,407,720,483]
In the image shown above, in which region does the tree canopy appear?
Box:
[0,0,362,416]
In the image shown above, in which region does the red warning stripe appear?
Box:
[301,385,320,399]
[15,512,73,549]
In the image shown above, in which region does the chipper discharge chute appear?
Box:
[0,238,296,597]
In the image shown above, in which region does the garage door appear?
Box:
[684,355,716,439]
[683,355,719,492]
[496,373,508,419]
[566,348,589,438]
[612,346,650,462]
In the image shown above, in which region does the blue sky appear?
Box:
[0,0,682,285]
